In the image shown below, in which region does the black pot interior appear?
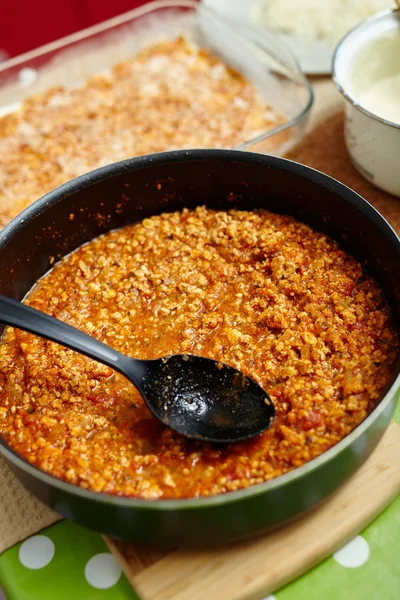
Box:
[1,150,399,346]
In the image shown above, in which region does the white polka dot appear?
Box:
[19,535,55,569]
[333,535,370,568]
[85,553,122,589]
[261,595,276,600]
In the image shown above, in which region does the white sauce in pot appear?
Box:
[359,71,400,125]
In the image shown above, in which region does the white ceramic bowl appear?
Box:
[332,9,400,198]
[203,0,333,74]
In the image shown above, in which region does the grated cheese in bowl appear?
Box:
[253,0,395,45]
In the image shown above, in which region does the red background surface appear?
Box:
[1,0,154,60]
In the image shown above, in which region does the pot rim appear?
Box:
[332,8,400,131]
[1,148,399,511]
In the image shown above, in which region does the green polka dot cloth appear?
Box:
[1,397,399,600]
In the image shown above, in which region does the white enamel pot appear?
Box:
[333,9,400,198]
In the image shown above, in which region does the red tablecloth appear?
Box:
[1,0,158,60]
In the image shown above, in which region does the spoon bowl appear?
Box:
[139,354,274,443]
[0,295,275,443]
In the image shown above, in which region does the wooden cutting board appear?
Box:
[104,421,400,600]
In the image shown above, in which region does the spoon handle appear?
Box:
[0,295,137,377]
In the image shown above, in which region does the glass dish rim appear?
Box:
[0,0,314,151]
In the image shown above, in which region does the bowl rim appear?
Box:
[1,148,399,511]
[332,8,400,131]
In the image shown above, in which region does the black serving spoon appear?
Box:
[0,295,275,443]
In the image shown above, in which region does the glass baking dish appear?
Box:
[0,0,313,155]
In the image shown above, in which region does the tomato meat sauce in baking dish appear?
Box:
[0,206,398,499]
